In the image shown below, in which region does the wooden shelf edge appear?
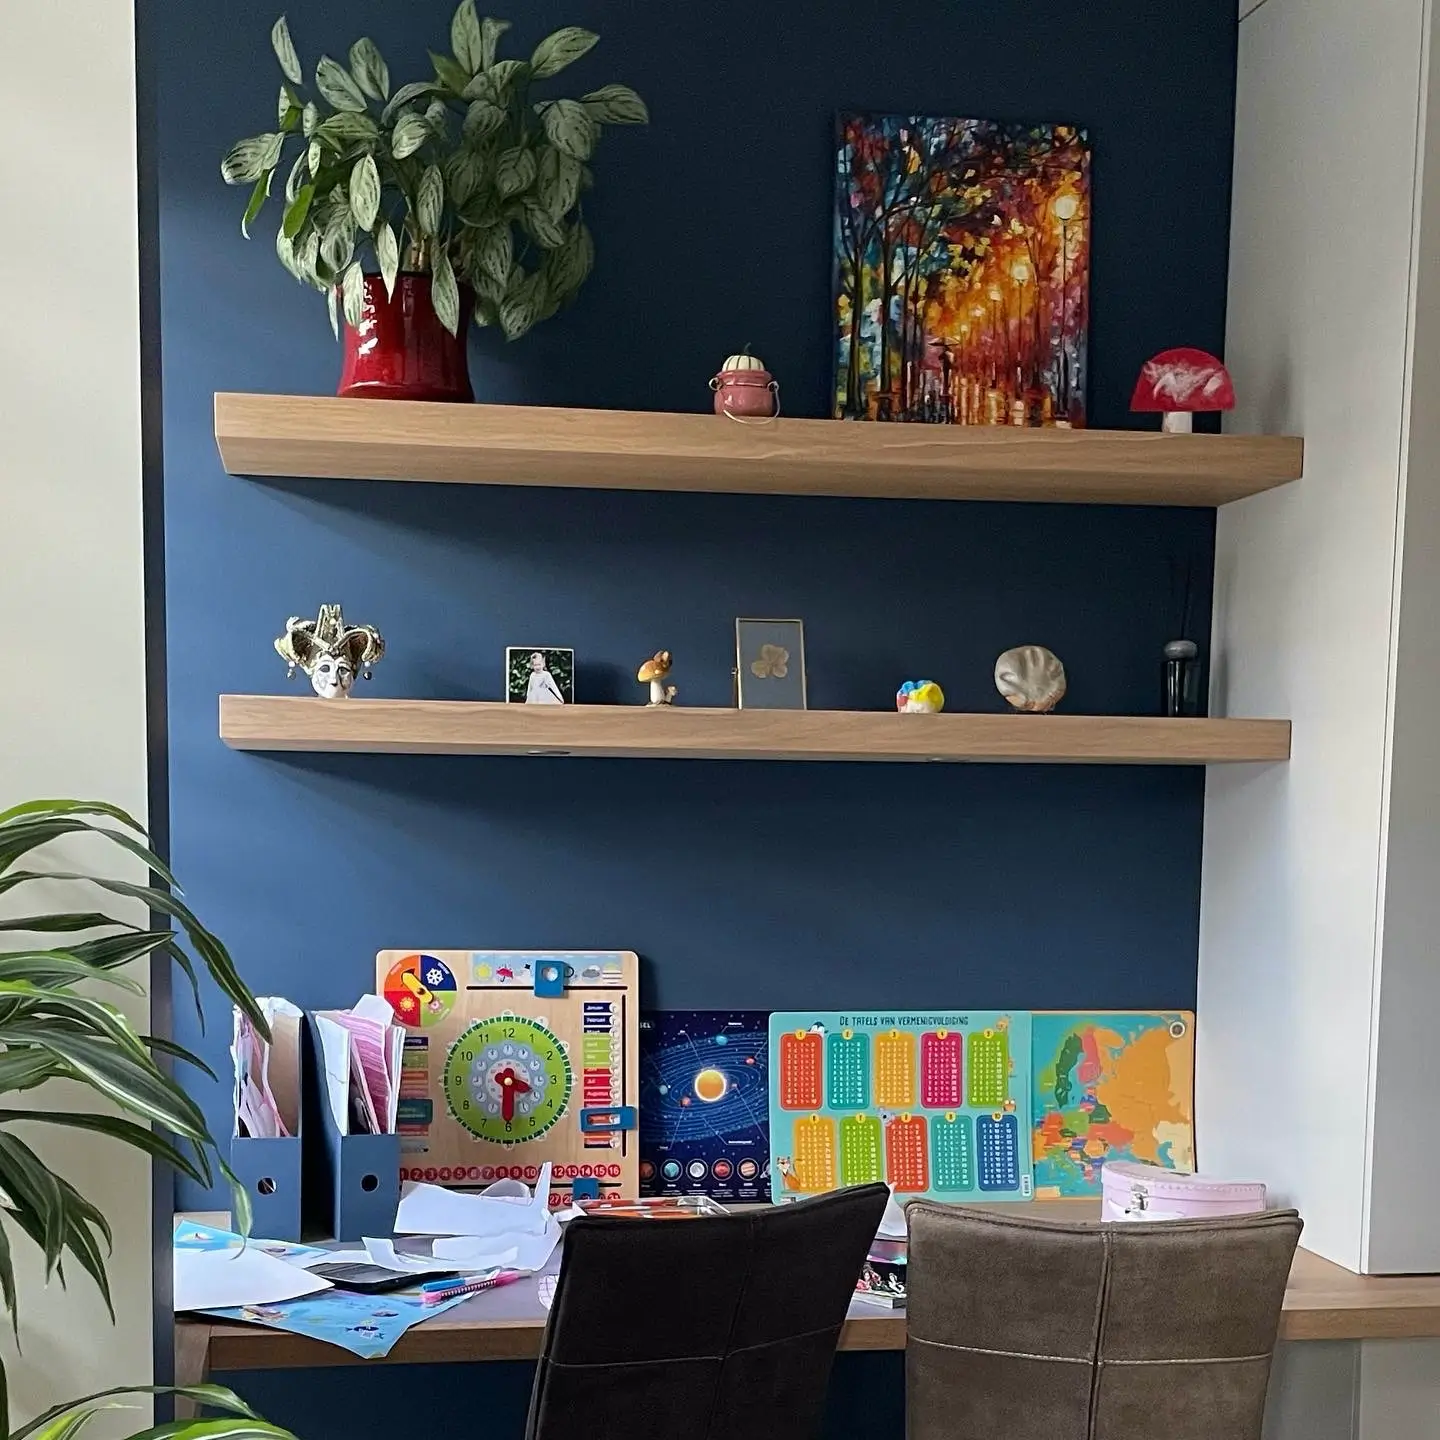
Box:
[214,393,1303,508]
[218,697,1291,765]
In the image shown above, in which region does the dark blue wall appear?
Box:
[150,8,1234,1423]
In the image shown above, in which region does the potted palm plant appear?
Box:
[0,798,293,1440]
[222,3,648,401]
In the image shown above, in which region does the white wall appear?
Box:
[1364,0,1440,1275]
[1200,0,1426,1272]
[0,0,151,1424]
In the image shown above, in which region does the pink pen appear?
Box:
[420,1270,526,1305]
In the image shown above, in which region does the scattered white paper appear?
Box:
[351,993,395,1025]
[395,1163,560,1274]
[435,1233,546,1269]
[394,1163,553,1237]
[174,1245,332,1313]
[362,1237,517,1274]
[876,1185,908,1240]
[537,1274,558,1311]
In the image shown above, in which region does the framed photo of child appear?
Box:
[506,647,575,705]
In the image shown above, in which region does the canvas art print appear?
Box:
[834,114,1090,427]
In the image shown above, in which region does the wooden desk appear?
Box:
[173,1243,1440,1387]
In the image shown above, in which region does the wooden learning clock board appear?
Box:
[377,950,639,1205]
[768,1010,1033,1203]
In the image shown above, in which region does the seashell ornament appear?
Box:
[994,645,1066,713]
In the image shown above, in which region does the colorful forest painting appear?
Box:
[833,114,1090,427]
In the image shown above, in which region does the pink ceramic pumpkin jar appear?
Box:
[710,351,779,419]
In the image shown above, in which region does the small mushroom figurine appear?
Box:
[275,603,385,700]
[1131,348,1235,433]
[637,650,677,706]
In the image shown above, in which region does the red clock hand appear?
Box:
[496,1067,532,1123]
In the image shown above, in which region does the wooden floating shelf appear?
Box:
[219,697,1291,765]
[214,393,1303,507]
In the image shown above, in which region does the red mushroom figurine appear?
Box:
[1131,348,1235,434]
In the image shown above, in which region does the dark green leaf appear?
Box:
[0,1111,208,1186]
[451,0,483,74]
[495,145,535,199]
[0,800,143,831]
[241,173,270,239]
[540,99,597,160]
[0,1049,61,1091]
[381,81,438,126]
[430,247,460,335]
[392,113,431,161]
[143,1033,218,1080]
[271,16,302,85]
[0,951,142,993]
[0,1131,66,1276]
[0,814,177,888]
[581,83,648,125]
[15,1385,265,1440]
[67,930,175,970]
[282,183,314,240]
[125,1421,297,1440]
[348,38,389,101]
[0,873,264,1031]
[314,55,366,112]
[277,86,301,132]
[0,1027,208,1139]
[430,50,471,96]
[0,1212,17,1341]
[0,914,131,934]
[480,16,511,70]
[530,26,598,80]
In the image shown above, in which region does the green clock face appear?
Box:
[442,1015,573,1147]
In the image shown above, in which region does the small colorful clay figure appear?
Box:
[896,680,945,713]
[636,650,677,705]
[275,604,384,700]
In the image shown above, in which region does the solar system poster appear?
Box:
[639,1011,771,1202]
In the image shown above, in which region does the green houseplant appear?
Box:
[221,2,647,383]
[0,799,293,1440]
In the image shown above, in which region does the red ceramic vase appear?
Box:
[337,273,473,403]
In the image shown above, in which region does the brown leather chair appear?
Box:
[906,1204,1302,1440]
[525,1183,889,1440]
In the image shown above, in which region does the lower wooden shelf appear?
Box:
[218,696,1291,765]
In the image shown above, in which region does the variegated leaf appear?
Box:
[451,0,483,74]
[540,99,597,161]
[391,112,430,160]
[430,247,460,335]
[348,37,390,101]
[417,164,444,235]
[271,15,302,85]
[349,153,380,230]
[581,83,649,125]
[375,221,400,298]
[315,55,366,112]
[530,26,598,80]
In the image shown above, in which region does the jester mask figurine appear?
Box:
[275,604,385,700]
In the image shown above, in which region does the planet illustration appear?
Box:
[693,1068,728,1104]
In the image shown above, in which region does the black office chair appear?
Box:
[525,1183,890,1440]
